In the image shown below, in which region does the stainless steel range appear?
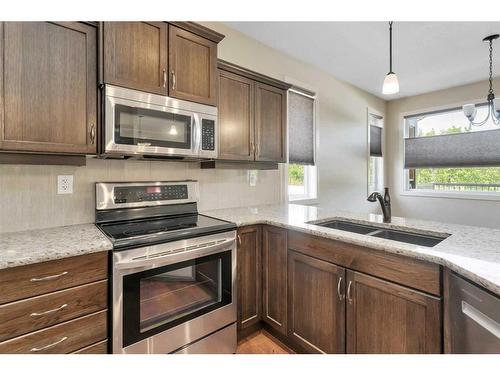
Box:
[95,181,237,354]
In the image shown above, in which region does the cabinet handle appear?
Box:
[171,70,176,90]
[89,123,96,144]
[237,234,242,246]
[250,142,255,156]
[162,69,167,88]
[347,281,353,304]
[30,271,68,282]
[256,143,260,156]
[30,336,68,352]
[337,277,344,301]
[30,304,68,318]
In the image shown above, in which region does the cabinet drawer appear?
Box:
[0,310,107,354]
[288,231,441,296]
[0,252,108,304]
[72,340,108,354]
[0,280,107,341]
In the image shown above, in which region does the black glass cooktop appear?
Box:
[98,214,236,250]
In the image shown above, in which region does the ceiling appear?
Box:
[224,22,500,100]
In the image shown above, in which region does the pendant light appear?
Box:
[462,34,500,126]
[382,21,400,95]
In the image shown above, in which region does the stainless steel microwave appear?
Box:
[103,85,218,159]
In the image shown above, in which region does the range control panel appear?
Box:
[201,119,215,151]
[113,184,188,204]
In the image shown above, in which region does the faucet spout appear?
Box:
[367,188,391,223]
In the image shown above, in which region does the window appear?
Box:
[288,164,317,201]
[368,112,384,194]
[287,87,317,202]
[404,104,500,195]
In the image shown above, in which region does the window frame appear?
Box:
[285,78,318,204]
[288,164,318,203]
[400,99,500,202]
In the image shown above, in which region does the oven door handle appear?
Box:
[114,237,235,270]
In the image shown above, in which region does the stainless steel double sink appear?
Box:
[308,219,448,247]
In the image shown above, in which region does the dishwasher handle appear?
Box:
[462,300,500,339]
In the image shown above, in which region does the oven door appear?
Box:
[104,90,201,158]
[112,232,237,354]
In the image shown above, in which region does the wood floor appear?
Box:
[236,330,294,354]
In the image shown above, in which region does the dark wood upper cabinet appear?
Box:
[218,70,255,160]
[346,270,441,354]
[168,25,217,106]
[255,82,287,162]
[237,226,262,332]
[103,22,167,95]
[217,61,291,163]
[287,250,346,354]
[262,226,288,335]
[0,22,97,155]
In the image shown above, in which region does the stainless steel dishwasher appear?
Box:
[447,272,500,353]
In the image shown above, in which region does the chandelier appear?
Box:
[463,34,500,126]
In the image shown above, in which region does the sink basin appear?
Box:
[370,229,445,247]
[313,220,380,235]
[309,219,448,247]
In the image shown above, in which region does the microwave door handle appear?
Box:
[115,237,236,270]
[193,114,202,154]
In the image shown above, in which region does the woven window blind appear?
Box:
[288,88,315,165]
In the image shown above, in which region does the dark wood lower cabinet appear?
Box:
[287,250,345,353]
[236,226,443,354]
[346,270,441,354]
[237,226,262,331]
[262,226,288,335]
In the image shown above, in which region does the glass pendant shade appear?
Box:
[462,103,477,121]
[494,98,500,120]
[382,72,400,95]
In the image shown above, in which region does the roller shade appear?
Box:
[369,114,383,157]
[405,129,500,169]
[289,88,315,165]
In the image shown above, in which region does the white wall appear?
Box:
[201,22,386,212]
[386,77,500,228]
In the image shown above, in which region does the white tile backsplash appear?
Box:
[0,157,283,233]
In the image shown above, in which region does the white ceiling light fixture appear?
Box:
[463,34,500,126]
[382,21,400,95]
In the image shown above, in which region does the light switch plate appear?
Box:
[57,175,73,194]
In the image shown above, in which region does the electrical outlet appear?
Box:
[57,175,74,194]
[247,170,258,187]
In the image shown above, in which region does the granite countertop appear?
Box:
[203,203,500,296]
[0,224,112,270]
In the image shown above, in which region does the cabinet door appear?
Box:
[261,226,287,335]
[168,25,217,106]
[0,22,97,154]
[255,82,287,162]
[346,270,441,353]
[218,70,255,160]
[237,226,261,331]
[103,22,167,95]
[287,250,346,353]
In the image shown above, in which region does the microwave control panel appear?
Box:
[201,119,215,151]
[114,184,188,204]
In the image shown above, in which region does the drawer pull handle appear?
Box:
[30,336,68,352]
[347,281,353,304]
[337,276,344,301]
[30,271,68,282]
[30,304,68,317]
[237,234,242,246]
